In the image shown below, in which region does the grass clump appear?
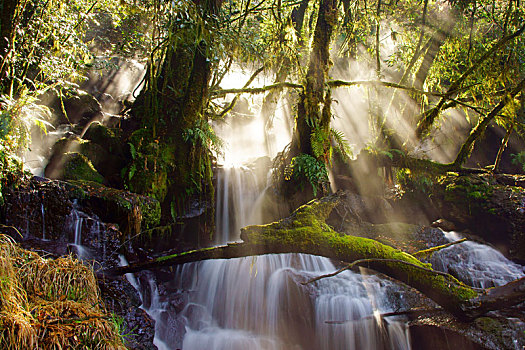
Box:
[0,234,126,349]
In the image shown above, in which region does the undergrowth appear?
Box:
[0,234,126,349]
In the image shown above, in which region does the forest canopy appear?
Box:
[0,0,523,212]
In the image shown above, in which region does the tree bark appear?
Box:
[291,0,337,157]
[129,1,219,221]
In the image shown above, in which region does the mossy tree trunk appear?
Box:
[129,1,221,224]
[110,195,525,320]
[291,0,337,158]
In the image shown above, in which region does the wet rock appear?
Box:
[431,218,457,232]
[409,311,525,350]
[63,180,160,236]
[39,87,103,128]
[1,175,73,241]
[98,275,157,350]
[410,325,489,349]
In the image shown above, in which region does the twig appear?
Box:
[302,258,451,285]
[0,224,24,238]
[413,238,467,258]
[211,82,303,97]
[217,64,266,118]
[324,307,443,324]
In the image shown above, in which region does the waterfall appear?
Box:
[430,230,525,288]
[215,165,265,244]
[66,202,106,261]
[135,70,413,349]
[175,255,411,350]
[41,201,46,240]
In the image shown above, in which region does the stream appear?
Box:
[116,86,525,349]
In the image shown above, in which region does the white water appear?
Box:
[139,69,413,349]
[215,166,266,243]
[41,202,46,240]
[173,254,411,350]
[431,231,525,288]
[67,204,106,261]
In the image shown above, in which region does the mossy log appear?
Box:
[109,195,525,320]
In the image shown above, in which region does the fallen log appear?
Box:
[108,195,525,320]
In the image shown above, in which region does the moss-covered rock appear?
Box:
[430,173,525,261]
[65,180,161,234]
[83,122,123,155]
[62,152,105,184]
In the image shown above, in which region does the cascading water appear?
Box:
[140,69,412,349]
[175,255,411,350]
[215,165,266,243]
[430,230,525,288]
[41,201,46,240]
[66,202,106,261]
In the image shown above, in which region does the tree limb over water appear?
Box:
[108,194,525,321]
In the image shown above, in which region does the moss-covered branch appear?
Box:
[453,77,525,167]
[110,195,525,320]
[327,79,449,98]
[210,82,303,98]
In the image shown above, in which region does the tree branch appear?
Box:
[302,258,453,285]
[210,82,303,98]
[453,76,525,166]
[413,238,467,258]
[416,22,525,137]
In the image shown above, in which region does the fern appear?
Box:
[289,154,329,196]
[311,127,329,159]
[330,128,353,161]
[183,119,224,156]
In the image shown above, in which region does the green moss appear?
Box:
[67,180,161,229]
[128,168,168,203]
[62,152,105,184]
[83,122,121,153]
[241,196,478,305]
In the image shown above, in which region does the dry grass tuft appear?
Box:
[19,255,100,304]
[0,234,126,349]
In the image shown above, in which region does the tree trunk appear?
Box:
[128,1,219,225]
[110,194,525,320]
[291,0,337,157]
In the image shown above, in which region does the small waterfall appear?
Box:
[118,255,171,350]
[66,202,106,261]
[69,208,89,260]
[431,231,525,288]
[215,166,264,243]
[41,201,46,240]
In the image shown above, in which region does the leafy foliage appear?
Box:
[395,168,434,198]
[285,154,329,196]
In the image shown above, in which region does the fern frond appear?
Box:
[330,128,353,160]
